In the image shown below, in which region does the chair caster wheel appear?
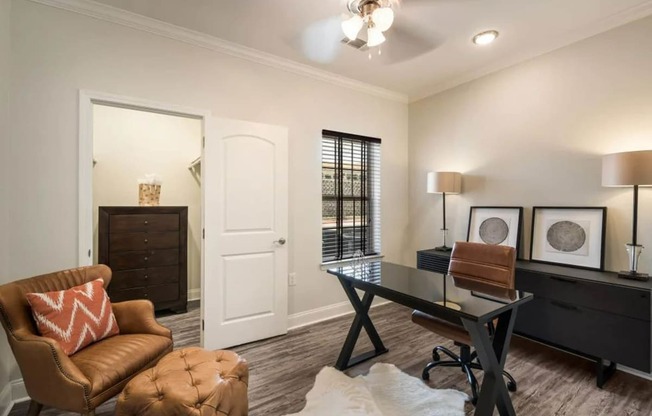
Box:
[422,370,430,381]
[507,381,517,392]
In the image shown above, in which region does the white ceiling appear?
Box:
[91,0,652,101]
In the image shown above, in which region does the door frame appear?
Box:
[77,89,210,269]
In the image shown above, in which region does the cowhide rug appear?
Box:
[286,363,468,416]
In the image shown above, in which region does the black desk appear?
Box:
[418,248,652,387]
[327,261,533,416]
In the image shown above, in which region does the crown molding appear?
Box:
[27,0,409,103]
[410,0,652,103]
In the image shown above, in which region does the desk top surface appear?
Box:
[327,261,532,323]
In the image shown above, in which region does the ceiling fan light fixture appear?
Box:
[372,7,394,32]
[342,14,364,40]
[367,26,386,47]
[473,30,499,46]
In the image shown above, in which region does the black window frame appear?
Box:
[321,129,381,263]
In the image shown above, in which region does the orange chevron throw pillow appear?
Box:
[26,278,119,355]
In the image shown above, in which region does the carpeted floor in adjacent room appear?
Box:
[9,302,652,415]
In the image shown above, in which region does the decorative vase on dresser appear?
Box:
[98,206,188,313]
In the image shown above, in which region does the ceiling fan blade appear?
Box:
[377,22,441,64]
[298,16,345,64]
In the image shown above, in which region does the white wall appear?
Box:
[92,105,202,298]
[408,15,652,274]
[6,0,409,383]
[0,0,12,410]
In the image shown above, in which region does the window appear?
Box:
[322,130,381,263]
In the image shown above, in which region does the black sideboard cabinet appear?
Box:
[417,248,652,387]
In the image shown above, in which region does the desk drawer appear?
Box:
[110,249,179,271]
[515,297,650,372]
[517,270,650,320]
[110,266,179,290]
[110,214,179,233]
[109,232,179,252]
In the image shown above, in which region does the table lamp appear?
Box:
[602,150,652,281]
[427,171,462,252]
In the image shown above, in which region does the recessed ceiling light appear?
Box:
[473,30,499,46]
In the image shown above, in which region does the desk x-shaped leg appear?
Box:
[462,309,518,416]
[335,277,389,370]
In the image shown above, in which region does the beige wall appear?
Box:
[408,15,652,275]
[0,0,12,406]
[6,0,409,382]
[92,105,202,298]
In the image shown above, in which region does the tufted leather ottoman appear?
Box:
[115,347,249,416]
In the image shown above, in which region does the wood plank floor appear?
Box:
[10,302,652,415]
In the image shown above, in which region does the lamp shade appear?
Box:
[427,172,462,194]
[602,150,652,187]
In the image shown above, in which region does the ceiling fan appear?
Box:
[297,0,440,65]
[341,0,396,48]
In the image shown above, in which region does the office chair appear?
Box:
[411,241,518,405]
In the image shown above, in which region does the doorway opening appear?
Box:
[92,104,202,309]
[79,91,209,317]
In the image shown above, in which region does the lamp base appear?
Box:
[618,270,649,282]
[434,301,462,311]
[435,245,452,252]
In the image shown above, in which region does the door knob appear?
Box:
[274,238,286,245]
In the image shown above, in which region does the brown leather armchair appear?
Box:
[411,241,518,405]
[0,265,173,416]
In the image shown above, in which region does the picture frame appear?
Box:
[466,206,524,258]
[530,206,607,271]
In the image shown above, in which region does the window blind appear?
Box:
[322,130,381,262]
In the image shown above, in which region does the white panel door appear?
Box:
[202,117,288,349]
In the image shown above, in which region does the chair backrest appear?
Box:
[0,265,112,338]
[448,242,516,289]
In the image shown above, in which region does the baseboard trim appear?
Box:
[9,379,28,405]
[618,365,652,381]
[288,299,390,331]
[0,383,11,416]
[187,288,201,302]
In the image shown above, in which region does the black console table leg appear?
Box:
[335,277,389,370]
[596,358,616,388]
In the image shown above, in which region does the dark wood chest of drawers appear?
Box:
[417,248,652,387]
[99,206,188,313]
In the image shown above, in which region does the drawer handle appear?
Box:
[551,300,580,312]
[550,276,577,284]
[144,257,148,261]
[144,220,149,225]
[144,239,148,243]
[144,275,148,279]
